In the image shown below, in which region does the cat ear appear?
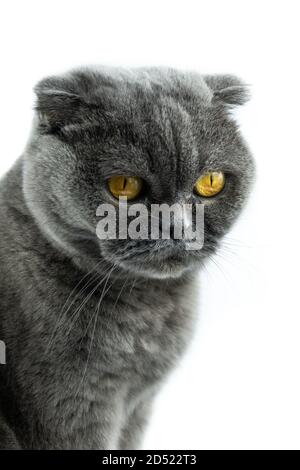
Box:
[34,76,84,131]
[203,74,250,106]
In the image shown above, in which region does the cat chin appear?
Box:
[118,260,193,280]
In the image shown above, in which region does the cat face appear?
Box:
[23,67,254,279]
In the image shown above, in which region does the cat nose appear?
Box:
[157,203,193,240]
[182,204,193,232]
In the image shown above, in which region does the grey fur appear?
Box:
[0,66,254,449]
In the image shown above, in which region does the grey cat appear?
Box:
[0,66,254,449]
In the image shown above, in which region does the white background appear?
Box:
[1,0,299,450]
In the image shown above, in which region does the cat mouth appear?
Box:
[118,243,196,278]
[98,238,200,278]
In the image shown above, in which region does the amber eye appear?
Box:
[194,171,225,197]
[107,175,143,200]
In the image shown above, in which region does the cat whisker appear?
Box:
[74,265,116,399]
[63,264,114,339]
[45,259,109,355]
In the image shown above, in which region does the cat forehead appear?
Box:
[67,66,213,99]
[35,67,249,117]
[34,67,248,173]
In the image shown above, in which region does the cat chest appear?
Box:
[84,307,191,381]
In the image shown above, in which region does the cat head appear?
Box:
[23,67,254,279]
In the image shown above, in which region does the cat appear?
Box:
[0,66,254,449]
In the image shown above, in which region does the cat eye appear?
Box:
[107,175,143,200]
[194,171,225,197]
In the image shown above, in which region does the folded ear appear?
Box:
[34,76,84,131]
[204,74,250,106]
